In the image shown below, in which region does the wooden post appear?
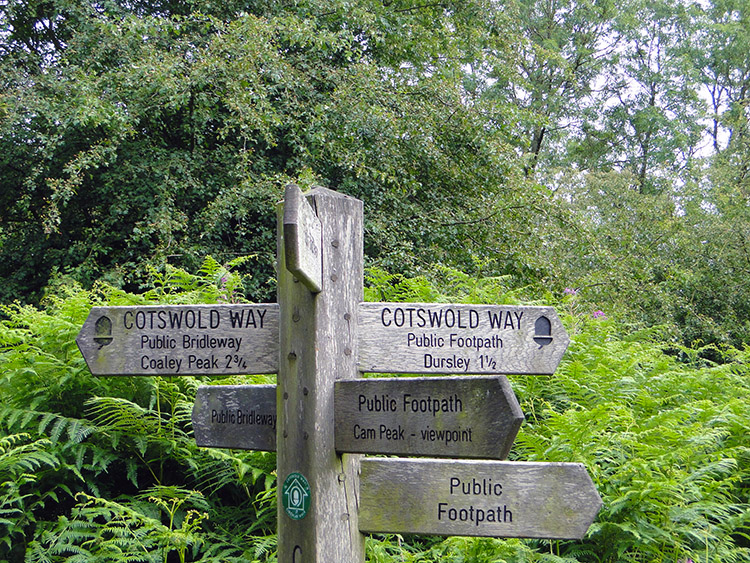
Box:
[78,186,597,555]
[277,186,365,563]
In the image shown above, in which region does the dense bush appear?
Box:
[1,259,277,562]
[1,262,748,561]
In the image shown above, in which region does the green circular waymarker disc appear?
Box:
[282,472,311,520]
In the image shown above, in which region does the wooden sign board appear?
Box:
[192,385,276,451]
[334,376,523,459]
[76,304,279,375]
[358,303,569,375]
[359,458,602,539]
[283,184,323,293]
[75,186,588,563]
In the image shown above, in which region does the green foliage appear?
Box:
[0,0,531,305]
[364,264,533,306]
[363,268,750,563]
[0,262,276,562]
[25,488,243,563]
[1,262,750,561]
[512,312,750,562]
[537,168,750,354]
[0,433,60,558]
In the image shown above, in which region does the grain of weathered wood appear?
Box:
[277,187,365,563]
[359,458,602,539]
[192,385,276,451]
[76,304,279,375]
[334,376,523,459]
[77,183,598,558]
[283,184,323,293]
[358,303,569,375]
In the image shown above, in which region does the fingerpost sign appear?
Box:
[75,184,601,563]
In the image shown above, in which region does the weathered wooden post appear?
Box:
[276,185,365,562]
[77,184,601,561]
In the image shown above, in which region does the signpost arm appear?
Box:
[277,186,365,563]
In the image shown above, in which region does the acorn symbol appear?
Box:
[533,316,553,348]
[94,316,113,349]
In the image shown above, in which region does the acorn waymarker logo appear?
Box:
[282,472,311,520]
[533,316,553,348]
[93,315,113,349]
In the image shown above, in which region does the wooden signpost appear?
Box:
[275,186,364,562]
[334,376,523,459]
[359,458,602,539]
[76,304,279,375]
[76,184,602,563]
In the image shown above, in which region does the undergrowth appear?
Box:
[1,258,276,562]
[0,260,748,561]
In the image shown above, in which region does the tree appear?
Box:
[568,0,704,194]
[693,0,750,154]
[475,0,619,178]
[0,0,538,304]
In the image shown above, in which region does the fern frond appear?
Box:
[2,405,98,449]
[85,396,161,434]
[0,434,58,475]
[249,533,278,559]
[198,255,223,281]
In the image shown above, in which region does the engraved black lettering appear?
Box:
[381,307,392,327]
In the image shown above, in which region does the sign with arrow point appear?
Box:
[359,458,602,539]
[76,304,279,376]
[334,376,523,459]
[358,303,569,375]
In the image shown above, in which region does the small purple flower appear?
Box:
[564,287,577,296]
[592,310,606,319]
